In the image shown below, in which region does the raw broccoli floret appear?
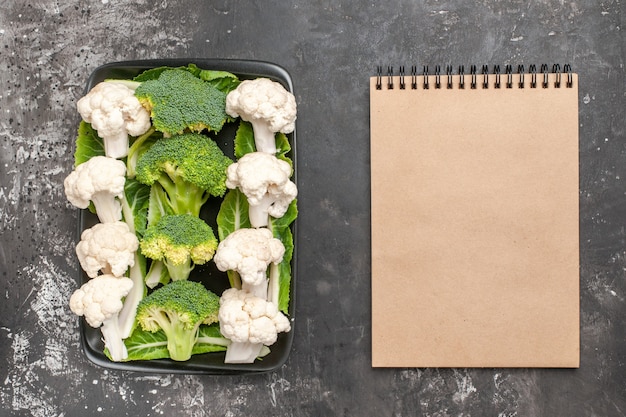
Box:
[135,133,233,216]
[135,280,220,361]
[134,69,229,136]
[140,213,219,282]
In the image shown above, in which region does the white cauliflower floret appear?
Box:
[76,221,139,278]
[64,156,126,223]
[77,81,151,159]
[218,287,291,363]
[225,78,297,154]
[213,228,285,297]
[226,152,298,228]
[69,274,134,361]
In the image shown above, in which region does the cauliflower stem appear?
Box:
[242,280,268,300]
[249,122,277,154]
[100,318,129,362]
[117,177,150,338]
[225,341,264,364]
[118,252,147,339]
[91,192,123,223]
[248,193,280,229]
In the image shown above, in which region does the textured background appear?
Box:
[0,0,624,416]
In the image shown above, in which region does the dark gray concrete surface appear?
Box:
[0,0,624,416]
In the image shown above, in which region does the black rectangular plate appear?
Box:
[76,59,297,374]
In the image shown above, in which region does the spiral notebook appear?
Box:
[370,65,580,368]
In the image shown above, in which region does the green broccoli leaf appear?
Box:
[275,132,293,167]
[133,66,175,82]
[268,199,297,314]
[146,182,174,228]
[216,188,252,289]
[193,324,230,355]
[134,64,239,94]
[233,120,256,158]
[269,199,297,258]
[114,323,228,362]
[122,178,151,238]
[186,64,240,93]
[122,328,170,361]
[216,188,251,240]
[230,121,296,311]
[74,121,104,166]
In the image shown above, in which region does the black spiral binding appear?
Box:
[375,64,573,90]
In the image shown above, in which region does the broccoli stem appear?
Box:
[152,312,200,361]
[157,175,208,217]
[165,258,194,282]
[167,324,201,361]
[173,184,209,216]
[126,127,156,178]
[100,319,128,362]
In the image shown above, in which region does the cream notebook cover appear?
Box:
[370,65,580,368]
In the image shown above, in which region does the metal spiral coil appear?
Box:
[376,64,574,90]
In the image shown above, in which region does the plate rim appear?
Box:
[75,58,298,375]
